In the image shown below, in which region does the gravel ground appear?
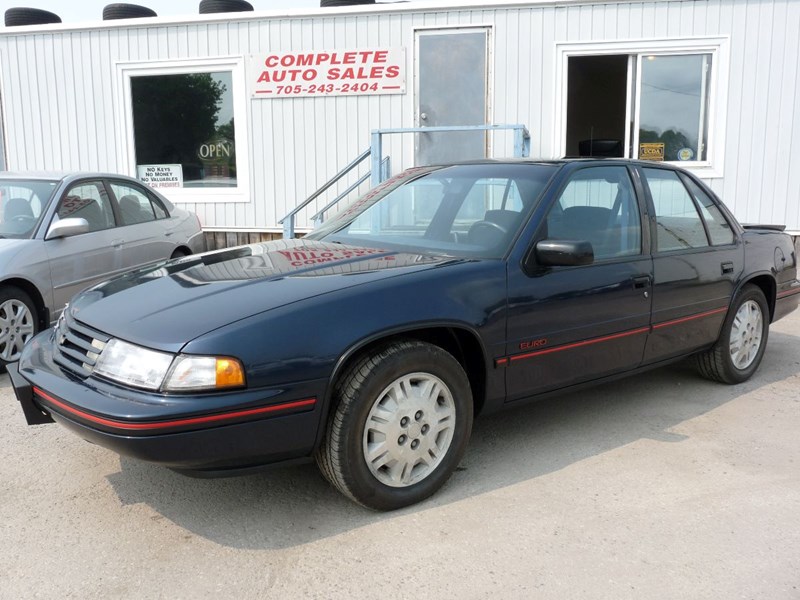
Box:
[1,310,799,599]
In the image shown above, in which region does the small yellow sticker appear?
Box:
[639,143,665,161]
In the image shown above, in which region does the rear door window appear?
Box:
[682,177,735,246]
[643,168,709,252]
[110,182,158,226]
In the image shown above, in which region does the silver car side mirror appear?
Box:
[45,218,90,240]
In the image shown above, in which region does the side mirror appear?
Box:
[532,239,594,267]
[45,218,89,240]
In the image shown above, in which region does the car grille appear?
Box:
[52,313,111,379]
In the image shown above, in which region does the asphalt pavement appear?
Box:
[1,311,799,599]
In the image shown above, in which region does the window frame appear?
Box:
[554,37,730,178]
[117,57,250,204]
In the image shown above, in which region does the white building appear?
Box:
[1,0,798,247]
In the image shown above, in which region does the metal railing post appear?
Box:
[283,216,295,239]
[371,130,383,186]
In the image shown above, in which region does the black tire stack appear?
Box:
[320,0,376,6]
[199,0,254,14]
[4,7,62,26]
[102,4,158,20]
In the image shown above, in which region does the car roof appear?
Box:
[0,171,143,183]
[425,158,683,168]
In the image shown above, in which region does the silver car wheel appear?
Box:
[0,298,35,362]
[363,372,456,488]
[729,299,763,370]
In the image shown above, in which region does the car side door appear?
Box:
[44,179,124,318]
[638,166,743,363]
[504,164,654,401]
[107,180,176,269]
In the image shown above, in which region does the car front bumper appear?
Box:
[7,333,327,475]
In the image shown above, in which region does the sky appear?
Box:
[4,1,437,25]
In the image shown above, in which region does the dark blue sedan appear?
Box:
[8,160,800,510]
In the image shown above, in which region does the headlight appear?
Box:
[94,338,173,390]
[94,339,246,392]
[163,355,245,391]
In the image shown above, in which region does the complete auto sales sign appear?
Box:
[249,47,405,98]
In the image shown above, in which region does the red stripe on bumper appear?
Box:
[33,387,316,432]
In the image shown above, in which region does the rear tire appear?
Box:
[0,286,39,366]
[696,284,769,384]
[316,341,473,510]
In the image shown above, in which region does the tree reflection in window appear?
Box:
[131,71,236,187]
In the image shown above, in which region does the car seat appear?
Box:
[4,197,33,222]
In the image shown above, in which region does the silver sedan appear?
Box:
[0,172,205,365]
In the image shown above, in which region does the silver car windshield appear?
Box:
[309,164,557,259]
[0,179,59,239]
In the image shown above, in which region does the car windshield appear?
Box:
[308,164,557,258]
[0,179,59,239]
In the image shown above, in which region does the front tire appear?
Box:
[0,286,39,366]
[696,284,769,384]
[317,341,473,510]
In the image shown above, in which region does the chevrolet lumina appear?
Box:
[0,172,204,366]
[8,160,799,510]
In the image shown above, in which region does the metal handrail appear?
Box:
[278,147,371,238]
[370,124,530,186]
[280,123,531,239]
[311,156,390,225]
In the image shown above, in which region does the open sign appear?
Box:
[197,139,234,162]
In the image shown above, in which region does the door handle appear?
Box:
[721,261,734,274]
[111,239,124,248]
[632,275,652,289]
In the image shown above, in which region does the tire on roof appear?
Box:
[198,0,254,14]
[102,4,158,20]
[4,8,62,27]
[320,0,376,6]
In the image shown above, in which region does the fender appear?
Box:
[731,270,776,321]
[311,320,493,452]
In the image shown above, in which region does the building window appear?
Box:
[558,38,728,176]
[639,54,711,163]
[131,72,236,189]
[119,58,249,203]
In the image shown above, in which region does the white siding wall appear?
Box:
[1,0,799,230]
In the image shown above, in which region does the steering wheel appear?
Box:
[468,219,508,244]
[11,214,36,224]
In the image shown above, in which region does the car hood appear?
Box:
[69,239,462,351]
